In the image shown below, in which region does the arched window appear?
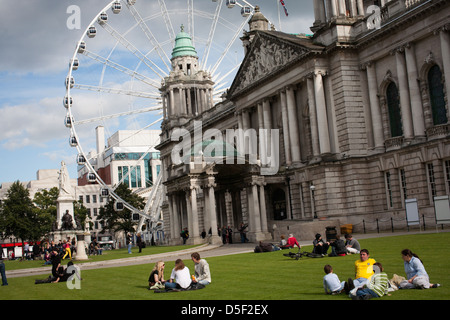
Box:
[386,82,403,137]
[428,65,448,125]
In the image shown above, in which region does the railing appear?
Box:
[351,213,449,234]
[405,0,426,9]
[427,123,450,140]
[384,136,404,150]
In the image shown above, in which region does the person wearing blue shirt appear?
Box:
[399,249,440,289]
[323,264,345,294]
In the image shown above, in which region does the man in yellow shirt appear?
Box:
[345,249,376,293]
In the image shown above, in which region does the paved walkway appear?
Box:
[6,229,449,278]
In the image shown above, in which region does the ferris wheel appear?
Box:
[64,0,257,229]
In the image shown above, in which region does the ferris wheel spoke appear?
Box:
[125,2,172,72]
[200,0,224,70]
[158,0,176,45]
[74,84,160,99]
[210,15,250,76]
[81,50,161,89]
[74,107,163,126]
[100,22,168,80]
[188,0,195,45]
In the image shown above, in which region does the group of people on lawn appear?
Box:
[147,252,211,292]
[322,242,440,300]
[279,232,440,299]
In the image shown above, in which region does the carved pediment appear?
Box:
[229,31,320,98]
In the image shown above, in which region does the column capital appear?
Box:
[314,69,328,77]
[433,24,450,35]
[360,61,374,70]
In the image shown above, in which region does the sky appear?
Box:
[0,0,314,185]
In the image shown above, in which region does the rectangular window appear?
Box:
[92,195,97,204]
[445,160,450,194]
[129,166,142,188]
[118,166,130,187]
[400,169,407,206]
[427,163,437,201]
[385,172,393,209]
[86,195,90,204]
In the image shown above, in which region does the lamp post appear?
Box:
[310,184,317,219]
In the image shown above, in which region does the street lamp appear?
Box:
[310,184,317,219]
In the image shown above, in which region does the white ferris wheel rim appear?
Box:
[65,0,256,219]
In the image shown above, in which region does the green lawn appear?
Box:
[1,233,449,302]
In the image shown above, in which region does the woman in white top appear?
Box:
[165,259,191,289]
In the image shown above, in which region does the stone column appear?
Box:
[314,70,331,154]
[185,191,193,241]
[186,88,192,115]
[251,180,262,233]
[394,48,414,140]
[207,176,221,244]
[169,89,175,116]
[280,90,292,165]
[438,25,450,110]
[262,99,273,158]
[405,43,425,138]
[338,0,346,16]
[162,93,167,119]
[237,111,245,155]
[329,0,338,19]
[258,181,268,233]
[365,62,385,149]
[307,75,320,158]
[313,0,326,26]
[349,0,357,17]
[286,86,301,162]
[190,186,199,239]
[172,194,180,243]
[257,102,266,165]
[357,0,364,16]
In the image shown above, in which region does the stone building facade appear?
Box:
[157,0,450,244]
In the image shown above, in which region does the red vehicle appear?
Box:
[1,241,41,260]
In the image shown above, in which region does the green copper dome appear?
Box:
[171,25,198,59]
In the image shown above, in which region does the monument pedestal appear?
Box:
[50,230,77,243]
[75,232,89,261]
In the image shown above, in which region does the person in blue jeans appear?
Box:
[0,250,8,286]
[127,233,132,254]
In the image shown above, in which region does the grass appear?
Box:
[1,233,449,302]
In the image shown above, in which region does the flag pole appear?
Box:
[277,0,282,31]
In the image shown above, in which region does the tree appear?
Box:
[0,181,37,242]
[98,183,146,236]
[33,187,58,236]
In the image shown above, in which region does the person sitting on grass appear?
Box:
[35,261,78,284]
[350,262,389,300]
[399,249,440,290]
[323,264,345,295]
[345,249,376,293]
[279,234,300,249]
[313,234,330,255]
[191,252,211,286]
[165,259,191,290]
[148,261,166,290]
